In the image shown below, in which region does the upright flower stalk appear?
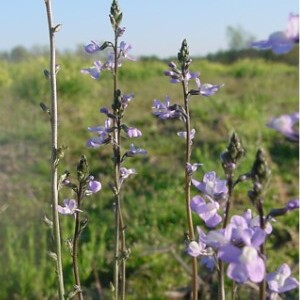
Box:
[43,0,65,298]
[153,39,223,300]
[178,41,198,300]
[82,1,146,298]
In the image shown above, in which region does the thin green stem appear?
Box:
[72,187,84,300]
[112,31,126,300]
[257,199,266,300]
[181,81,198,300]
[218,174,234,300]
[44,1,65,299]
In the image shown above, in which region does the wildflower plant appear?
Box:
[153,39,223,300]
[81,1,146,298]
[154,37,299,299]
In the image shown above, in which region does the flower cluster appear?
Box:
[251,13,299,54]
[81,40,134,79]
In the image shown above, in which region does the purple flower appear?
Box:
[285,198,299,211]
[153,96,182,120]
[192,171,228,200]
[119,41,135,61]
[186,227,207,257]
[116,26,126,37]
[57,199,82,215]
[87,119,112,148]
[286,13,299,43]
[84,41,102,54]
[190,195,222,228]
[81,61,103,79]
[120,167,137,180]
[186,162,203,175]
[85,176,102,195]
[218,244,265,283]
[266,264,299,293]
[251,13,299,54]
[267,112,299,142]
[121,93,134,110]
[126,127,142,138]
[126,144,147,157]
[177,129,196,143]
[242,209,272,234]
[190,78,224,96]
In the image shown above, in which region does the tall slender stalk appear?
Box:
[72,184,84,300]
[181,80,198,300]
[43,0,65,299]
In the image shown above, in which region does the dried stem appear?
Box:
[44,0,65,298]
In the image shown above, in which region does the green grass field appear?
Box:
[0,52,298,299]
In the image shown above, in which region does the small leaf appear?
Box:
[43,215,53,228]
[48,251,57,261]
[53,24,62,33]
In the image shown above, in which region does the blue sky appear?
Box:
[0,0,298,58]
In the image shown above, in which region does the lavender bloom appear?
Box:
[119,41,135,61]
[202,213,267,283]
[57,199,82,215]
[126,127,142,138]
[186,162,203,175]
[285,198,299,211]
[251,13,299,54]
[87,119,112,148]
[81,61,103,79]
[116,26,126,37]
[84,41,102,54]
[190,78,224,96]
[121,93,134,110]
[153,96,181,120]
[192,171,228,200]
[190,195,222,228]
[186,227,207,257]
[85,176,102,195]
[266,264,299,293]
[126,144,147,157]
[177,129,196,142]
[120,167,137,180]
[218,244,265,283]
[267,112,299,142]
[242,209,272,234]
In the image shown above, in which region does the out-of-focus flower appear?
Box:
[81,61,103,79]
[126,127,142,138]
[119,41,135,61]
[192,171,228,200]
[120,167,137,180]
[121,93,134,110]
[251,13,299,54]
[266,264,299,294]
[177,129,196,142]
[285,198,299,211]
[58,199,82,215]
[267,112,299,142]
[126,144,147,157]
[190,195,222,228]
